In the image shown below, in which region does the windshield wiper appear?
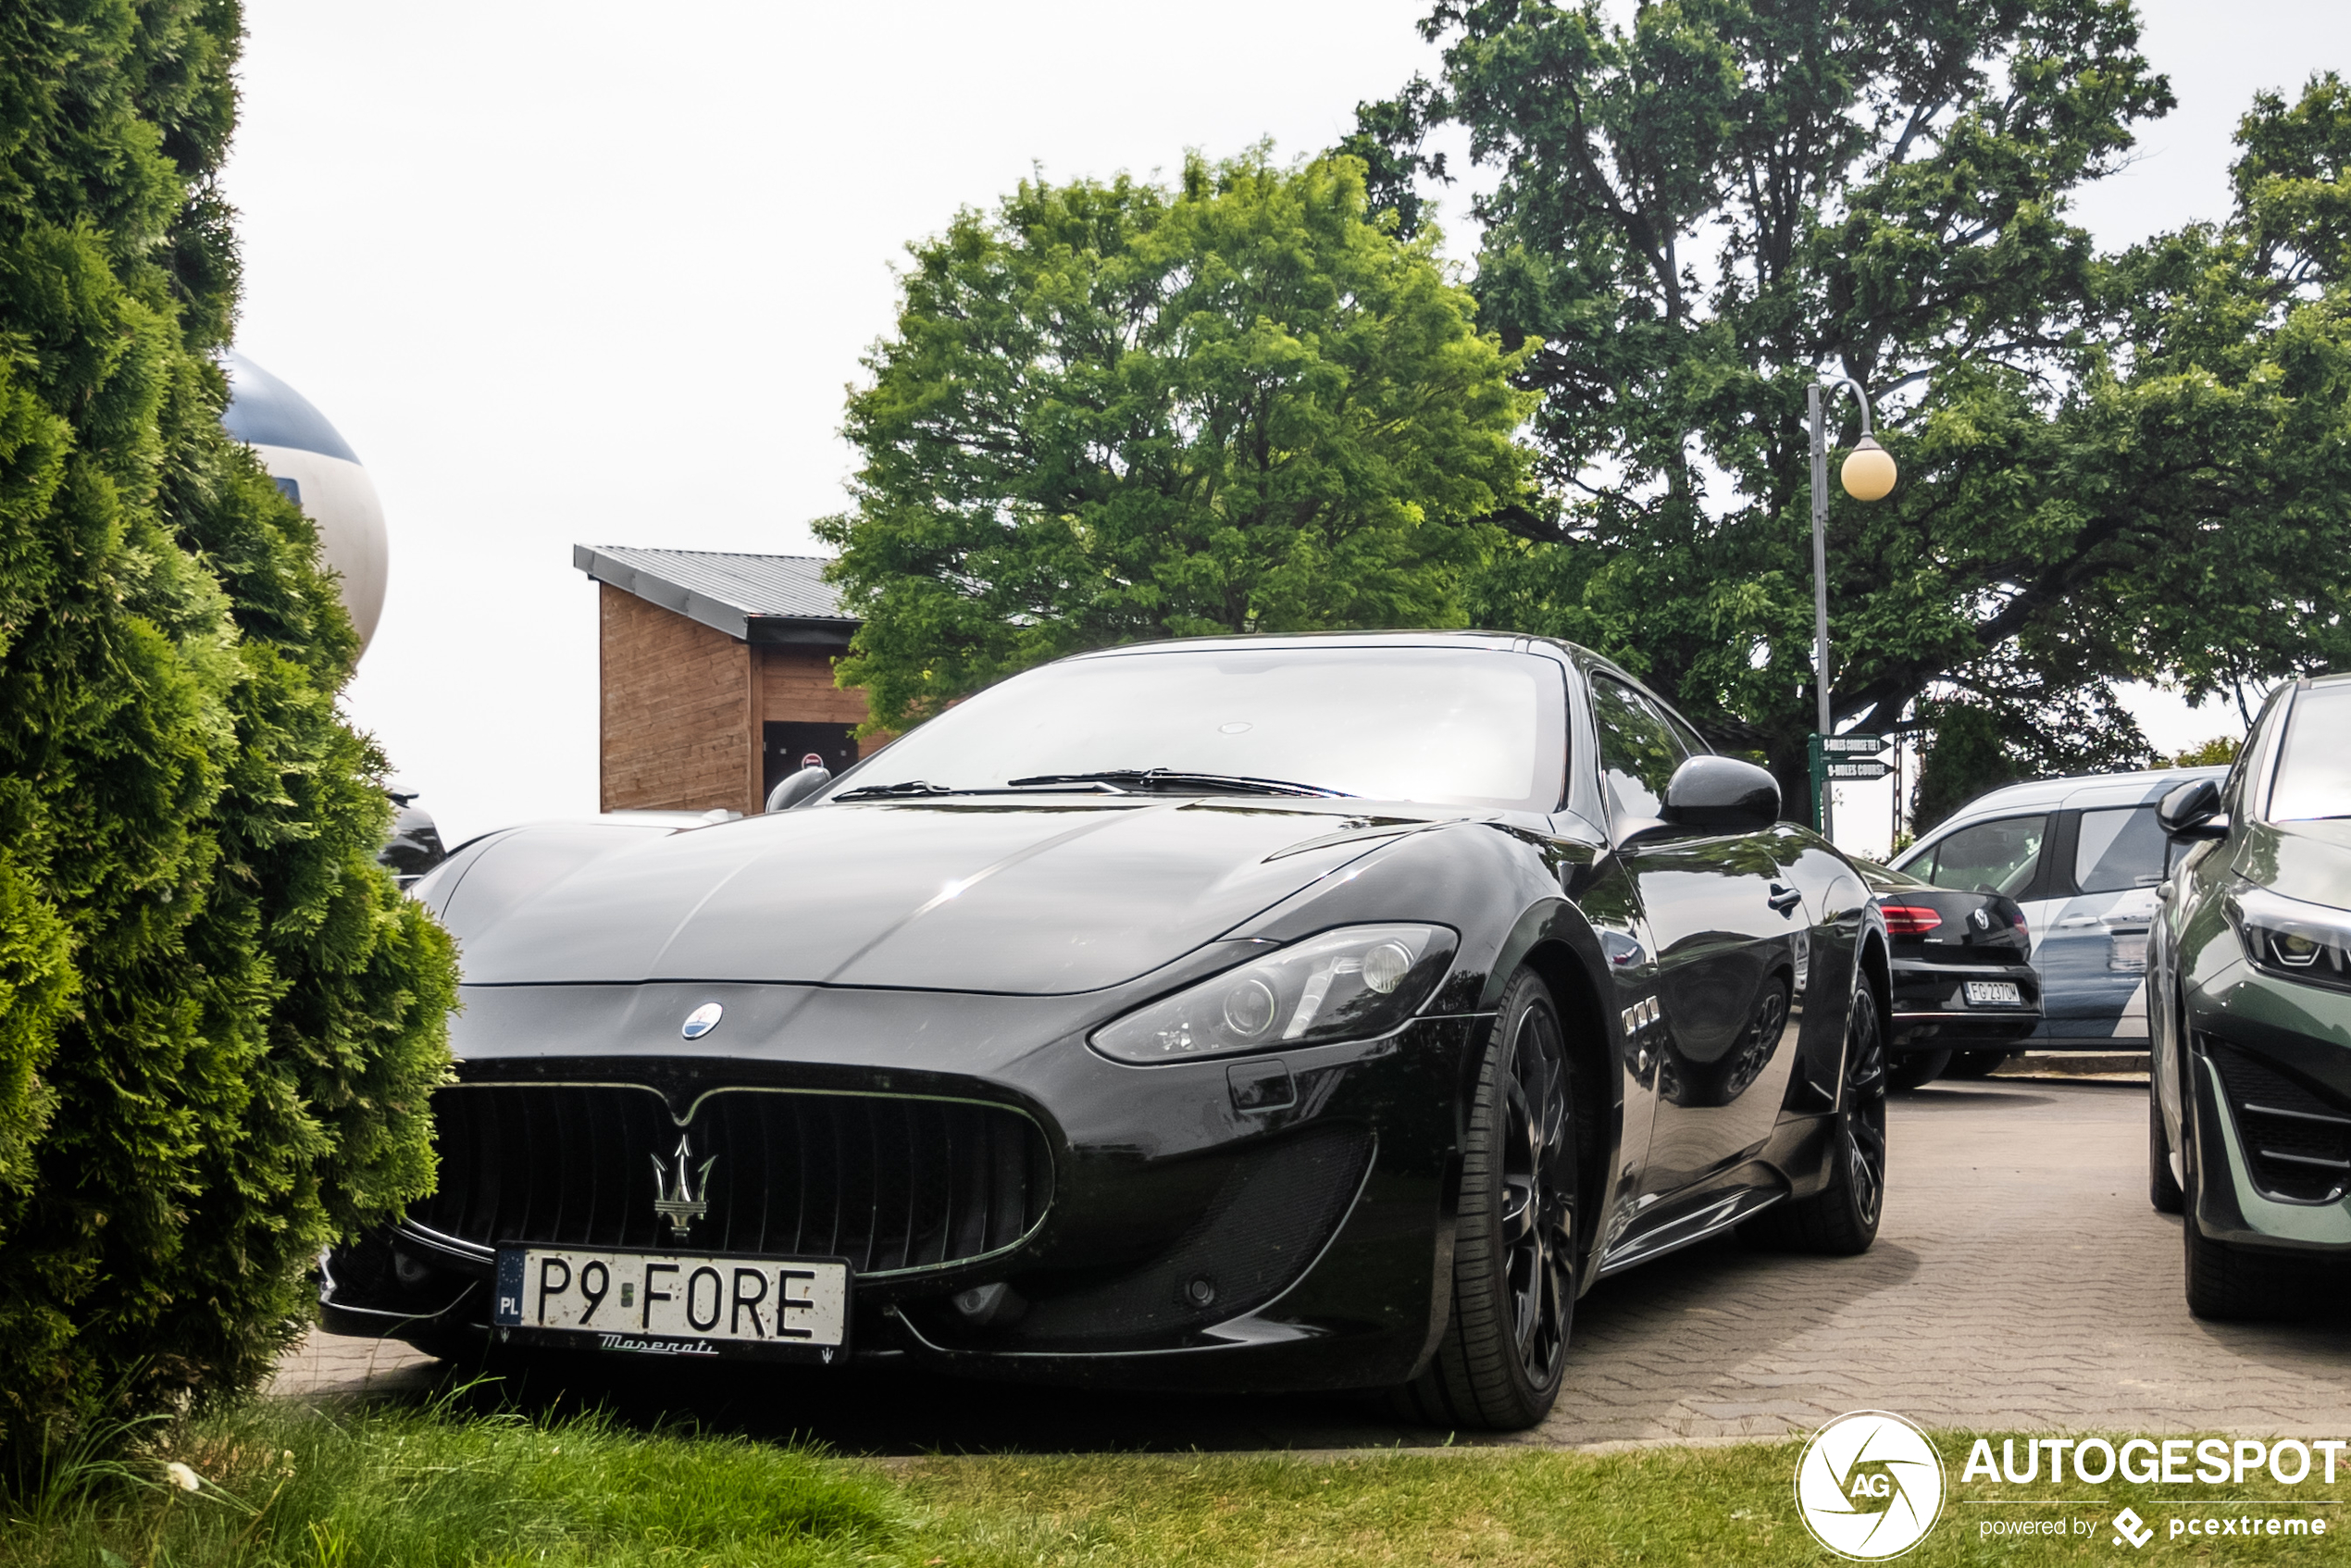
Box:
[831,778,1129,803]
[832,779,963,802]
[1003,768,1350,798]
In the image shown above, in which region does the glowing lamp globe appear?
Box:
[1840,435,1897,502]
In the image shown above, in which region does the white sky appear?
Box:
[220,1,2350,851]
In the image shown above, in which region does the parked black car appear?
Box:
[323,633,1893,1431]
[378,790,447,889]
[1852,858,2041,1089]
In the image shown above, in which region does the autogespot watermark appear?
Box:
[1794,1413,2343,1558]
[1796,1412,1947,1559]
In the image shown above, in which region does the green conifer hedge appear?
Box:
[0,2,457,1459]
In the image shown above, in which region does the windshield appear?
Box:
[1902,814,2047,897]
[2269,683,2351,823]
[827,645,1566,811]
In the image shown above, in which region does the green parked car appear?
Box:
[2149,672,2351,1318]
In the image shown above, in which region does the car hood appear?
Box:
[449,799,1449,993]
[2236,818,2351,910]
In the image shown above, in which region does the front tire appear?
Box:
[1887,1047,1949,1092]
[2178,1085,2320,1320]
[1748,982,1887,1255]
[2149,1089,2183,1214]
[1395,967,1577,1432]
[2183,1201,2315,1321]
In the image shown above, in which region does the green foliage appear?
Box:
[11,1405,2351,1567]
[1909,702,2026,835]
[2,1399,902,1566]
[2171,734,2241,768]
[0,0,456,1461]
[1357,6,2351,789]
[817,149,1536,732]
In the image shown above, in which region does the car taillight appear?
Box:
[2012,913,2029,939]
[1881,903,1943,935]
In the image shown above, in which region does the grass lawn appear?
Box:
[6,1396,2344,1565]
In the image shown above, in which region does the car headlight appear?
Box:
[2227,883,2351,991]
[1090,924,1460,1064]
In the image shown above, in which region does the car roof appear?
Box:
[1922,764,2232,837]
[1064,629,1572,660]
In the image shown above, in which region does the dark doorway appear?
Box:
[764,722,859,797]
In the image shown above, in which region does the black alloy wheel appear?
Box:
[1394,966,1577,1431]
[1499,997,1575,1388]
[1748,982,1887,1254]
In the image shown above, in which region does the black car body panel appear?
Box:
[1851,861,2042,1052]
[324,633,1889,1396]
[449,800,1427,993]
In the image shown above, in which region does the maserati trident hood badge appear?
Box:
[680,1002,723,1039]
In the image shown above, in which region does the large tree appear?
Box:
[1350,2,2351,811]
[0,0,455,1456]
[819,150,1536,731]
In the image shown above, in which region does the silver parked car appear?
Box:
[1890,766,2229,1050]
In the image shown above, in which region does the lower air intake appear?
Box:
[2206,1039,2351,1204]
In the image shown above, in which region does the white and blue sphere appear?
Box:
[220,353,389,656]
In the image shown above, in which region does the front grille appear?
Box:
[2206,1040,2351,1204]
[408,1084,1051,1275]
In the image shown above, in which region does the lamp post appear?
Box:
[1806,376,1897,840]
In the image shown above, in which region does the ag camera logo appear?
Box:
[1795,1411,1947,1560]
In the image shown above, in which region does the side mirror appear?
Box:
[1661,755,1782,832]
[765,764,831,813]
[2158,778,2228,841]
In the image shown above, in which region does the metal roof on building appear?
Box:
[574,545,859,646]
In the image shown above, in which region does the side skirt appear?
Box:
[1594,1180,1785,1279]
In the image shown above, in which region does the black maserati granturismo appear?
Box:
[321,632,1892,1430]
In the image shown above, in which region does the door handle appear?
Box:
[1767,884,1803,915]
[2057,915,2098,928]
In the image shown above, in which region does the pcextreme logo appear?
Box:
[1795,1411,1947,1560]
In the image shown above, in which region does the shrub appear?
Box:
[0,0,457,1462]
[2171,735,2241,768]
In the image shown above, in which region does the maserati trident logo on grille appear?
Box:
[652,1136,716,1239]
[680,1002,723,1039]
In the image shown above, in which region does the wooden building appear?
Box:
[574,545,869,816]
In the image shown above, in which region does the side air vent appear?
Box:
[2206,1039,2351,1204]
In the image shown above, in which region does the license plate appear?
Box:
[493,1246,849,1355]
[1964,980,2023,1006]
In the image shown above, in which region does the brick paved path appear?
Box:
[272,1077,2351,1450]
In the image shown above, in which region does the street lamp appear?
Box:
[1807,375,1897,839]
